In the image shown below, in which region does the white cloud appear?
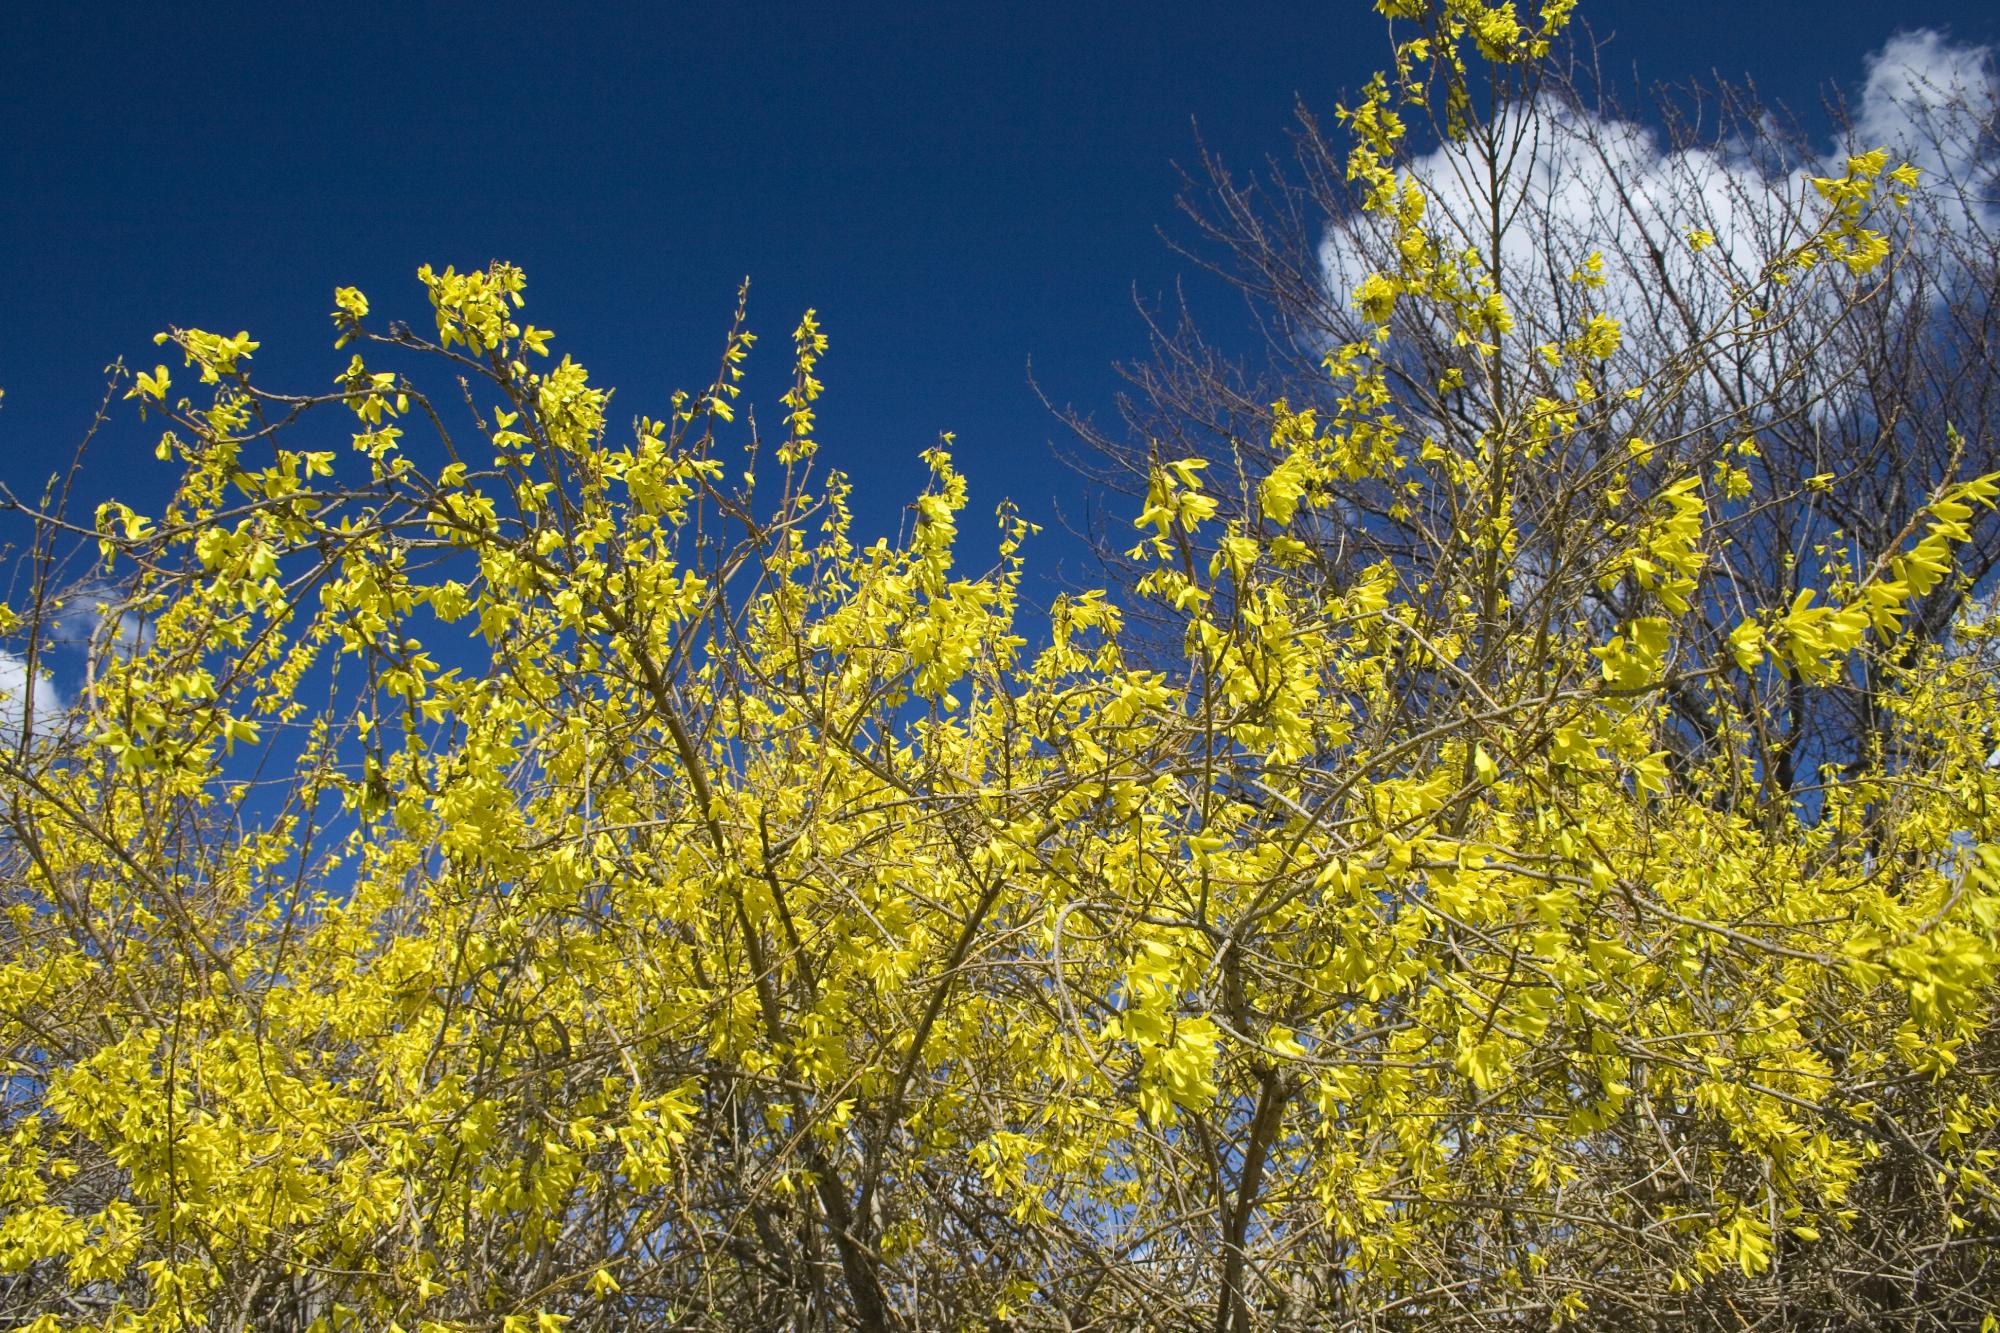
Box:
[1317,30,1999,416]
[0,585,154,747]
[0,650,64,745]
[48,584,155,662]
[1856,30,1996,184]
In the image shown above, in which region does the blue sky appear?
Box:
[4,0,1997,590]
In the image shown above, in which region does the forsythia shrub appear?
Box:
[3,4,2000,1330]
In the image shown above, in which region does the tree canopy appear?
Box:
[4,4,2000,1330]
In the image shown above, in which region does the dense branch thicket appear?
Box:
[3,4,2000,1330]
